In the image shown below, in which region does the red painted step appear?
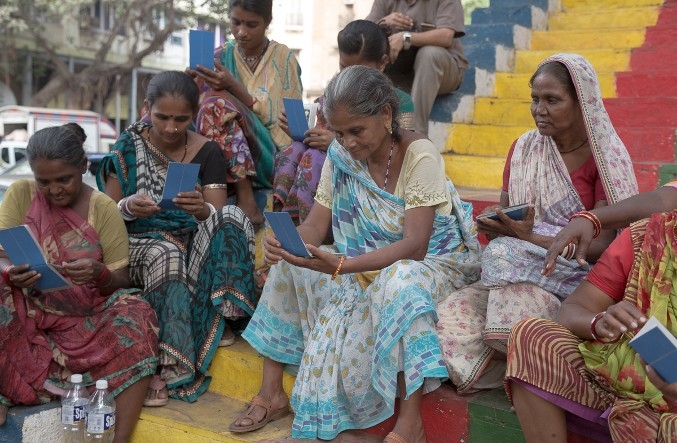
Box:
[634,162,661,193]
[364,383,479,442]
[615,126,676,163]
[641,26,677,49]
[615,72,677,98]
[653,1,677,26]
[630,47,677,72]
[605,97,677,127]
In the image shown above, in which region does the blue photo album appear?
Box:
[158,162,201,211]
[189,29,215,70]
[263,211,313,258]
[0,225,71,292]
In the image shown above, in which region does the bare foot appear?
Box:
[0,404,7,426]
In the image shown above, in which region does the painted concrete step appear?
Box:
[132,391,293,443]
[630,47,677,72]
[530,28,646,51]
[513,49,630,74]
[207,338,295,403]
[445,124,528,157]
[493,72,616,100]
[562,0,663,8]
[605,97,677,127]
[643,24,677,48]
[548,7,660,31]
[444,153,506,189]
[473,98,531,127]
[471,4,547,28]
[615,72,677,97]
[616,126,677,163]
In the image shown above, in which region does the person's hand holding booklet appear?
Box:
[0,225,71,292]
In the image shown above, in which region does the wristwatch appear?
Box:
[402,31,412,51]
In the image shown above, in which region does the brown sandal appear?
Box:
[143,375,169,407]
[0,404,7,426]
[384,432,409,443]
[229,395,290,433]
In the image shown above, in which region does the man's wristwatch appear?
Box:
[402,31,412,51]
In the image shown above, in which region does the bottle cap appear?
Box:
[95,379,108,390]
[70,374,83,383]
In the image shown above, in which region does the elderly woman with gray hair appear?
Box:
[228,65,480,443]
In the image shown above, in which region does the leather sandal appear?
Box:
[0,404,7,426]
[384,432,409,443]
[229,395,290,433]
[143,375,169,407]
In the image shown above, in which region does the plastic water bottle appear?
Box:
[62,374,88,443]
[85,379,115,442]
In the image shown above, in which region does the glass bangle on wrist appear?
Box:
[195,202,216,223]
[117,197,137,221]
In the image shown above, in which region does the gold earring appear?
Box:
[385,123,392,135]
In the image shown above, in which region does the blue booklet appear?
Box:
[629,316,677,384]
[283,98,310,142]
[158,162,201,211]
[189,29,215,70]
[0,225,71,292]
[263,211,313,258]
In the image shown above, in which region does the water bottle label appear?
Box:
[62,404,86,424]
[87,412,115,433]
[62,405,74,425]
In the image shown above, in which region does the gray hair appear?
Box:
[27,123,87,169]
[324,65,401,141]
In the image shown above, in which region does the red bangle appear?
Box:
[590,311,606,340]
[331,256,345,280]
[570,211,602,239]
[95,266,110,284]
[2,265,12,284]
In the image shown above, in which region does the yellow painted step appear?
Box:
[445,124,531,156]
[514,49,630,74]
[562,0,663,9]
[444,153,505,189]
[549,8,660,30]
[133,391,293,443]
[493,72,616,99]
[474,98,532,127]
[530,28,646,51]
[207,338,296,403]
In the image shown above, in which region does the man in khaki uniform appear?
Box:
[366,0,467,135]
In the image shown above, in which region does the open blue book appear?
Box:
[158,162,201,211]
[189,29,215,70]
[263,211,313,258]
[629,316,677,384]
[0,225,71,292]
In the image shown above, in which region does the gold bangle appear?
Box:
[331,256,345,280]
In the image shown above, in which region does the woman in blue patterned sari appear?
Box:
[97,71,256,406]
[229,66,480,442]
